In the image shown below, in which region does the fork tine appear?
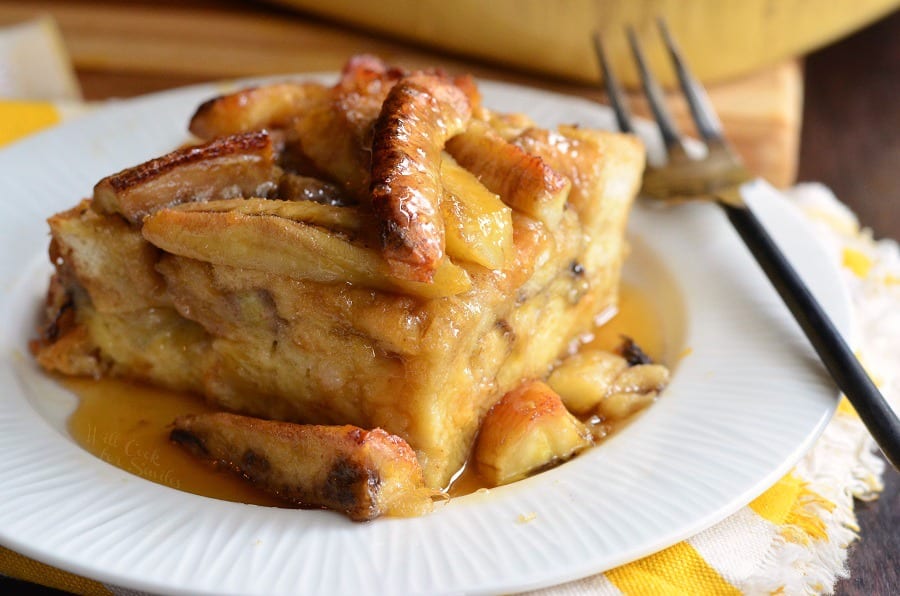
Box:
[627,26,683,152]
[591,31,635,134]
[657,18,725,143]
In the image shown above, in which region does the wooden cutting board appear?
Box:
[0,0,801,187]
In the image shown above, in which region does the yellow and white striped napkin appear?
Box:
[1,16,895,596]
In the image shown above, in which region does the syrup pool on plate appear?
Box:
[65,376,283,507]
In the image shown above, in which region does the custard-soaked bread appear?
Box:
[33,56,645,490]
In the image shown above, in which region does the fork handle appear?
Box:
[720,199,900,470]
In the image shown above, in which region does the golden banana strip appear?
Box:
[446,121,570,227]
[173,193,513,272]
[142,208,471,299]
[169,198,364,233]
[439,154,514,270]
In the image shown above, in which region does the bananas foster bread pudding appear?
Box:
[32,56,648,519]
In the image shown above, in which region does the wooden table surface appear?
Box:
[811,13,899,595]
[0,1,897,594]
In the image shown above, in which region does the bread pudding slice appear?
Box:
[32,57,645,492]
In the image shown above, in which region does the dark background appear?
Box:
[800,10,899,243]
[812,13,900,596]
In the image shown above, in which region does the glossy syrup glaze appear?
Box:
[67,283,664,506]
[65,376,284,507]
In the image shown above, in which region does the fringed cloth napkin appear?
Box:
[0,17,896,596]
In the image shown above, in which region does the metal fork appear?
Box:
[593,20,900,470]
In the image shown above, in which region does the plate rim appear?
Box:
[0,74,849,595]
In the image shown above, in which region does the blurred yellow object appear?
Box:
[0,100,60,145]
[843,247,874,278]
[271,0,899,85]
[0,16,86,146]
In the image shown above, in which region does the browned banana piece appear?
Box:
[92,131,280,223]
[474,380,592,486]
[189,82,329,140]
[446,121,570,227]
[370,73,471,282]
[171,413,435,521]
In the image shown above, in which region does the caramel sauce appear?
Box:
[65,377,283,507]
[584,282,665,361]
[65,283,664,505]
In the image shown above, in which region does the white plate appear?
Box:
[0,77,849,595]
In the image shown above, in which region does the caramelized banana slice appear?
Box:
[142,207,471,299]
[475,107,536,140]
[513,126,606,217]
[370,73,472,282]
[286,58,478,207]
[446,121,570,227]
[440,153,514,270]
[602,364,670,420]
[333,56,480,129]
[171,413,434,521]
[169,198,364,233]
[547,350,630,415]
[514,126,646,231]
[549,341,670,420]
[474,380,592,486]
[93,131,280,223]
[333,54,405,118]
[287,56,404,200]
[189,82,330,140]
